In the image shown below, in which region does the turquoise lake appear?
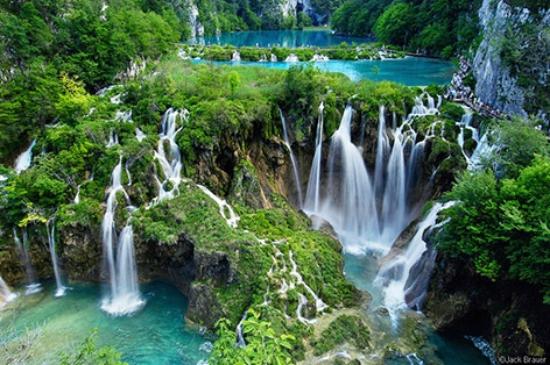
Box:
[204,57,455,85]
[201,29,371,47]
[0,282,209,365]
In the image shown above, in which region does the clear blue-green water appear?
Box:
[201,29,370,48]
[0,282,209,365]
[202,57,455,85]
[344,254,491,365]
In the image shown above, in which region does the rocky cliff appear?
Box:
[473,0,549,121]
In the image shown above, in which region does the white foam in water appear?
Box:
[13,228,42,294]
[14,139,36,174]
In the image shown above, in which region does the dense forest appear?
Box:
[0,0,549,364]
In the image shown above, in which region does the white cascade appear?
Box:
[231,51,241,62]
[0,275,17,306]
[279,109,303,207]
[308,105,380,254]
[304,102,324,213]
[135,128,146,142]
[304,97,441,255]
[285,54,299,62]
[375,201,455,315]
[15,139,36,174]
[101,159,144,315]
[13,228,42,294]
[197,185,240,228]
[47,220,67,297]
[236,311,247,347]
[153,108,185,203]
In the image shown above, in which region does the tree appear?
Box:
[373,2,414,45]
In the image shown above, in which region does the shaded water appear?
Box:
[0,282,208,365]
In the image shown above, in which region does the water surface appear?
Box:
[201,29,370,48]
[202,57,455,85]
[0,282,209,365]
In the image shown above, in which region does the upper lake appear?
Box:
[200,29,371,48]
[195,30,456,85]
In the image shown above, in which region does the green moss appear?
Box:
[311,315,370,356]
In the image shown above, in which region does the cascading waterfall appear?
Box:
[304,102,324,213]
[13,228,41,294]
[375,201,455,316]
[14,139,36,174]
[309,105,380,254]
[0,275,17,306]
[304,99,441,255]
[153,108,185,203]
[46,220,67,297]
[101,159,144,315]
[279,109,303,207]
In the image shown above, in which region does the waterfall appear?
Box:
[46,220,67,297]
[153,108,184,203]
[135,128,146,142]
[197,185,240,228]
[0,276,17,306]
[285,54,299,62]
[279,109,303,207]
[373,106,389,198]
[13,228,41,294]
[231,51,241,62]
[236,311,247,347]
[380,125,407,243]
[304,96,442,255]
[375,201,455,315]
[311,105,380,254]
[304,102,325,213]
[101,159,144,315]
[14,139,36,174]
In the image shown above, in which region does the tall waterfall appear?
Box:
[375,201,455,314]
[46,220,66,297]
[0,275,17,306]
[309,105,380,254]
[304,102,324,213]
[303,95,441,255]
[153,108,185,203]
[101,159,144,315]
[15,139,36,174]
[13,228,41,294]
[279,109,303,207]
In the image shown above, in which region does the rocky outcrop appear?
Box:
[187,0,205,39]
[472,0,549,120]
[425,254,550,358]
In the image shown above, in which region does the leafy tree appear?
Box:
[373,2,414,46]
[210,308,296,365]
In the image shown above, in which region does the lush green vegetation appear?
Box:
[332,0,482,57]
[0,0,185,163]
[311,314,370,355]
[437,118,550,303]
